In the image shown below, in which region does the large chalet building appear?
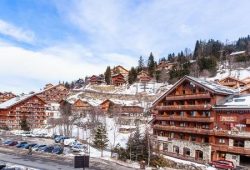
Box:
[37,83,69,103]
[151,75,250,166]
[0,94,46,129]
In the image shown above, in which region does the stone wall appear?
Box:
[158,139,212,163]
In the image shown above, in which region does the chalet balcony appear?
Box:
[165,93,211,101]
[156,104,212,111]
[214,130,250,139]
[153,124,212,135]
[212,145,250,155]
[155,115,214,123]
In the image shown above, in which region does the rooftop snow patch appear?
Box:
[0,94,34,109]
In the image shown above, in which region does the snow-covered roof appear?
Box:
[222,94,250,106]
[0,94,35,109]
[187,76,237,94]
[214,94,250,109]
[230,51,245,56]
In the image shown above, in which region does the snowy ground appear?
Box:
[209,67,250,81]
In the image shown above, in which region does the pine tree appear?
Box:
[128,67,137,84]
[127,126,142,161]
[193,40,200,59]
[104,66,111,85]
[138,56,144,72]
[147,52,156,77]
[93,125,109,157]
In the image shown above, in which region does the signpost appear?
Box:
[74,155,89,169]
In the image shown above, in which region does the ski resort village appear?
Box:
[1,1,250,170]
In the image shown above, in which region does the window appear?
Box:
[183,90,185,95]
[180,122,186,127]
[183,147,190,156]
[202,111,210,117]
[179,133,184,139]
[234,140,244,147]
[170,121,175,126]
[180,111,184,116]
[190,135,196,142]
[190,111,196,117]
[202,124,209,129]
[163,143,168,151]
[219,138,225,144]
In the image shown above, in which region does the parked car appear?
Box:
[16,142,28,148]
[52,146,63,154]
[37,145,47,152]
[7,141,18,146]
[52,134,61,139]
[23,143,37,149]
[64,138,77,146]
[32,144,46,151]
[3,140,12,145]
[209,160,235,170]
[71,144,88,152]
[55,136,69,143]
[41,146,54,153]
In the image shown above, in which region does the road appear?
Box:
[0,152,134,170]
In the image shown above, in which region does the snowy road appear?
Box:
[0,152,135,170]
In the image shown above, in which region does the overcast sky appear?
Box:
[0,0,250,93]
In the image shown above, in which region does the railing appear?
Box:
[212,144,250,155]
[153,125,212,135]
[165,93,211,100]
[214,130,250,139]
[156,104,212,111]
[155,115,214,122]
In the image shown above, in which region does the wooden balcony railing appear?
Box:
[165,93,211,100]
[153,124,212,135]
[156,104,212,111]
[214,130,250,139]
[155,115,214,123]
[212,144,250,155]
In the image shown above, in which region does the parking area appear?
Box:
[0,130,89,157]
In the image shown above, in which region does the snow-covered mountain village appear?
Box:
[1,42,250,170]
[1,1,250,170]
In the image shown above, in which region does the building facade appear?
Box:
[37,84,69,103]
[111,73,126,86]
[151,76,250,165]
[0,94,46,129]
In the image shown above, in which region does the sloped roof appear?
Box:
[0,94,44,109]
[152,75,237,107]
[219,76,246,84]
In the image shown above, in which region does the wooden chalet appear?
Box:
[111,65,129,77]
[156,61,175,71]
[72,99,93,113]
[0,94,46,129]
[151,75,250,165]
[37,84,69,103]
[89,75,104,85]
[99,99,116,113]
[218,76,247,89]
[111,73,126,86]
[137,70,151,83]
[0,92,16,103]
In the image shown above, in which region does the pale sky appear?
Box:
[0,0,250,93]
